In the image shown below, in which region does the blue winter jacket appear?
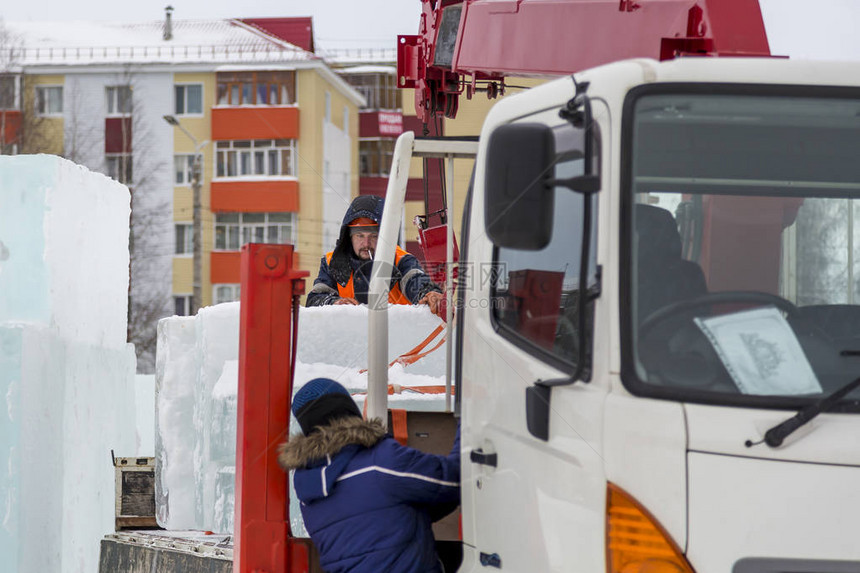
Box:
[278,417,461,573]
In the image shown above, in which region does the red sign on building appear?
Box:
[361,110,404,137]
[378,111,403,136]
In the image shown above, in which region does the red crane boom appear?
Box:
[398,0,771,122]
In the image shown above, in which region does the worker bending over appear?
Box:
[306,195,444,316]
[279,378,460,573]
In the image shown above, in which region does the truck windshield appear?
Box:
[624,89,860,410]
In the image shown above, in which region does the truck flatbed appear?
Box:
[99,530,232,573]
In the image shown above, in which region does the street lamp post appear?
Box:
[164,115,208,315]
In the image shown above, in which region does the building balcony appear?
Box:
[212,106,299,140]
[211,178,299,212]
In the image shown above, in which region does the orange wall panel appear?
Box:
[211,251,241,284]
[212,107,299,140]
[211,180,300,213]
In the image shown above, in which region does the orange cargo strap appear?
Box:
[394,334,446,368]
[359,324,446,374]
[390,409,409,446]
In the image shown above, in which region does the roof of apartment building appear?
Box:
[3,15,366,105]
[4,17,318,67]
[241,17,315,53]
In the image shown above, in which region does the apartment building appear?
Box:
[0,14,363,370]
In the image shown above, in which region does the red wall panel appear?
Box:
[1,111,21,145]
[105,117,132,152]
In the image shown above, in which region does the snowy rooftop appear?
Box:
[337,64,397,75]
[4,19,318,66]
[318,45,396,66]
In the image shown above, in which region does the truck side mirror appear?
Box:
[485,123,555,250]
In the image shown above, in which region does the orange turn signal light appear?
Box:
[606,483,695,573]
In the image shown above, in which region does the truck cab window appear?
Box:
[491,122,599,370]
[624,89,860,411]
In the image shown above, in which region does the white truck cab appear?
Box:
[379,57,860,573]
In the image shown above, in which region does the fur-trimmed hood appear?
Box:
[279,417,387,504]
[278,416,385,470]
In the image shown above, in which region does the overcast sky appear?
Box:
[0,0,422,49]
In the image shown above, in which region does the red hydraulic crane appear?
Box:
[397,0,771,122]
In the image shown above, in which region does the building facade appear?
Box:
[1,15,364,371]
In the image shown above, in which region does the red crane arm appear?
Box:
[398,0,771,122]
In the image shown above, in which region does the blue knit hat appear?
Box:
[292,378,361,435]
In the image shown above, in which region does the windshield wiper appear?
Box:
[746,376,860,448]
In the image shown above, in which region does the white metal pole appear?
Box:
[445,154,455,413]
[367,131,415,427]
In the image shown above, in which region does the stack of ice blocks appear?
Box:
[0,155,138,573]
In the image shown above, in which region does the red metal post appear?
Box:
[234,244,308,573]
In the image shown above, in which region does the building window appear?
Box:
[174,84,203,115]
[175,223,193,255]
[325,92,331,123]
[35,86,63,116]
[213,284,241,305]
[106,86,132,115]
[215,139,296,178]
[214,212,296,251]
[174,295,193,316]
[342,72,399,111]
[174,154,199,185]
[216,71,295,106]
[359,138,395,177]
[0,75,18,110]
[106,153,133,184]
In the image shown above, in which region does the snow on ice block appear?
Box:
[155,302,452,532]
[297,304,447,377]
[0,155,130,349]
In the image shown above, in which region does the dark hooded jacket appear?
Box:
[278,417,460,573]
[306,195,441,307]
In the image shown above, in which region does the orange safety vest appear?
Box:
[326,246,412,305]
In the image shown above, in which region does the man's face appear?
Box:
[351,230,379,260]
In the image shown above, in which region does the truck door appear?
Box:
[459,104,609,572]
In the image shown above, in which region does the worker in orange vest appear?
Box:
[307,195,444,317]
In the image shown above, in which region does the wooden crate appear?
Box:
[113,456,159,530]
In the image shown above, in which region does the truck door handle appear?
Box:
[470,449,497,467]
